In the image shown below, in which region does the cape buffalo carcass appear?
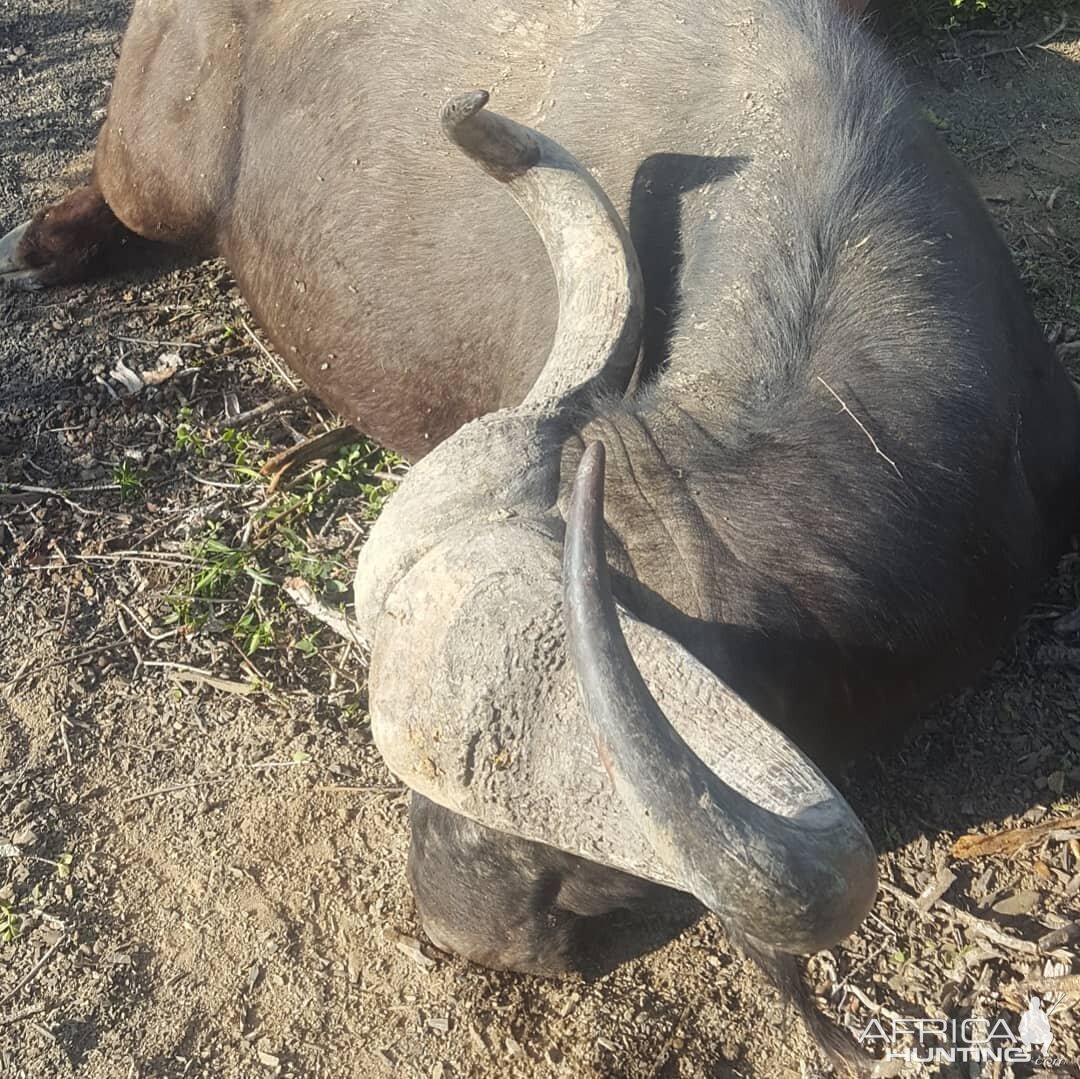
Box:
[6,0,1080,1070]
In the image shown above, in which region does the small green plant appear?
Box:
[56,853,74,881]
[175,406,207,456]
[165,525,279,654]
[220,427,262,478]
[113,460,145,502]
[0,900,20,943]
[162,434,405,663]
[293,631,321,657]
[234,607,275,655]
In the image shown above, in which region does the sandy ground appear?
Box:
[2,4,1080,1078]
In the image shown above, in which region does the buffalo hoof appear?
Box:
[0,221,44,290]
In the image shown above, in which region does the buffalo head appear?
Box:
[352,91,877,958]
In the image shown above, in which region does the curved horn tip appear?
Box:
[440,90,491,133]
[568,440,609,570]
[577,440,606,484]
[440,89,539,178]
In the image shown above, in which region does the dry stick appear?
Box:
[261,426,361,493]
[2,481,122,496]
[647,1004,694,1079]
[956,12,1069,62]
[57,708,73,769]
[2,655,35,693]
[154,665,257,697]
[0,932,68,1008]
[240,319,301,391]
[879,881,1038,957]
[816,377,903,479]
[58,586,73,640]
[116,601,181,644]
[1038,921,1080,953]
[0,484,104,517]
[115,609,141,681]
[0,1001,47,1027]
[1046,146,1080,168]
[122,778,227,805]
[1022,973,1080,996]
[839,983,908,1025]
[112,335,202,349]
[282,577,369,652]
[314,784,404,794]
[227,390,310,428]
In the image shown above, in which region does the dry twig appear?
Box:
[951,813,1080,859]
[226,390,309,428]
[240,319,300,390]
[955,12,1069,62]
[0,932,68,1008]
[261,426,361,493]
[880,881,1038,957]
[122,778,227,805]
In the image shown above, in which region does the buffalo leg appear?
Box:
[406,794,687,976]
[0,180,131,290]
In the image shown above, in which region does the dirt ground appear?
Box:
[2,4,1080,1078]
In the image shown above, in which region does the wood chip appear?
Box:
[951,813,1080,859]
[1039,921,1080,953]
[916,866,957,912]
[383,928,436,972]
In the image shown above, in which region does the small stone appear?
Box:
[10,825,38,847]
[991,890,1040,917]
[257,1050,280,1069]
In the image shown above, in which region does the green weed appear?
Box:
[113,459,145,502]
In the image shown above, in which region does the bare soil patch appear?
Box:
[1,6,1079,1078]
